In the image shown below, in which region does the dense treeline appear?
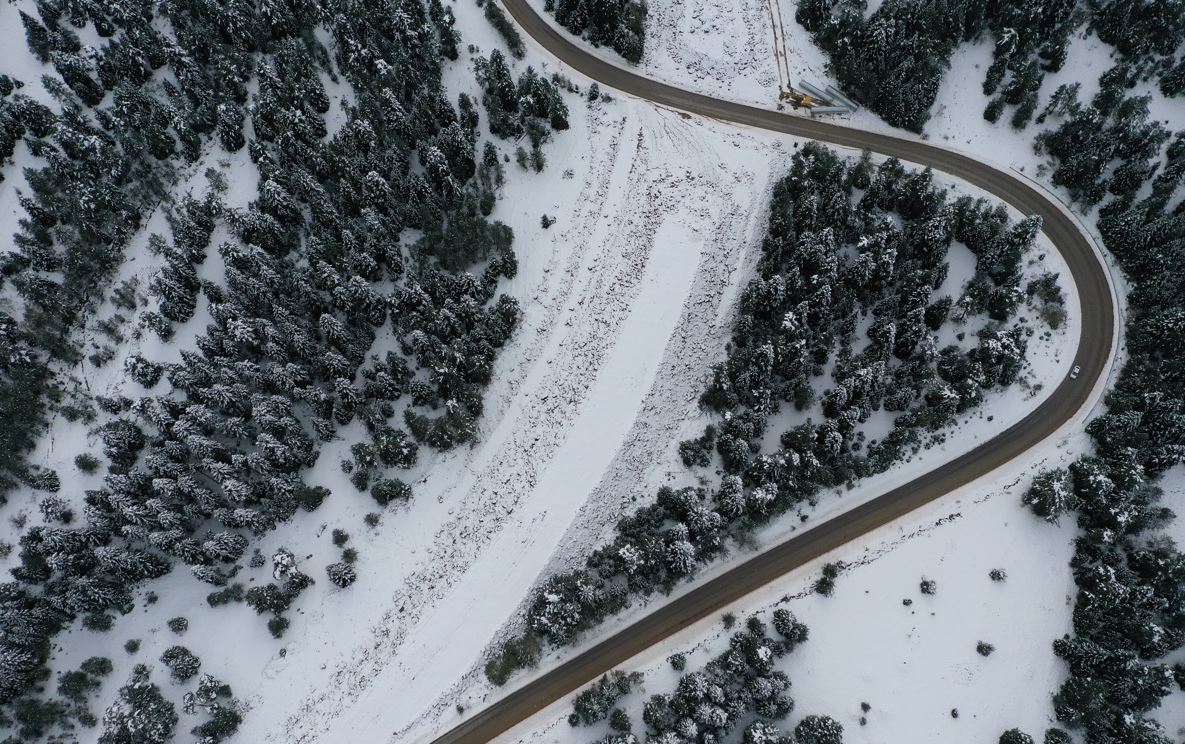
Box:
[543,0,647,64]
[1018,71,1185,744]
[796,0,1185,132]
[1034,67,1171,207]
[0,0,563,735]
[568,612,842,744]
[788,3,1185,740]
[489,142,1044,684]
[801,3,1185,735]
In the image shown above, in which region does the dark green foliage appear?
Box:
[796,0,975,131]
[475,50,570,172]
[167,616,187,634]
[8,696,70,740]
[495,144,1036,687]
[245,573,312,617]
[678,425,717,467]
[984,97,1006,123]
[642,617,804,741]
[429,0,461,60]
[370,478,412,506]
[1090,0,1185,75]
[1024,76,1185,740]
[485,633,542,686]
[160,645,200,682]
[793,0,1101,132]
[206,584,245,607]
[326,562,356,588]
[267,615,289,638]
[83,613,115,632]
[81,657,113,678]
[294,484,330,512]
[0,0,547,712]
[1044,729,1071,744]
[608,707,631,733]
[999,729,1034,744]
[772,608,809,649]
[55,656,112,727]
[569,671,642,726]
[528,570,628,645]
[668,652,686,671]
[544,0,646,63]
[124,355,162,389]
[97,419,144,471]
[484,1,525,58]
[1035,71,1170,207]
[978,641,996,656]
[815,562,843,597]
[191,705,243,743]
[1023,469,1076,523]
[99,665,176,744]
[795,714,845,744]
[74,453,100,473]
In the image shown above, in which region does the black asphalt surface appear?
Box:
[429,4,1115,742]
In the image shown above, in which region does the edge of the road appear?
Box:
[426,3,1121,741]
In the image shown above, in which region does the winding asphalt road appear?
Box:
[430,4,1116,742]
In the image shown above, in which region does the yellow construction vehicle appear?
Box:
[778,88,816,109]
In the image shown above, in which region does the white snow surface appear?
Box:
[507,443,1086,744]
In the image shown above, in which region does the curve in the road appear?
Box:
[430,3,1116,742]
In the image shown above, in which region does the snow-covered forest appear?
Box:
[1,0,1183,741]
[0,0,577,739]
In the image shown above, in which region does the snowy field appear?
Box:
[507,440,1087,743]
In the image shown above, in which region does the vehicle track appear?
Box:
[429,3,1117,741]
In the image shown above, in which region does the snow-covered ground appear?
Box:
[381,9,1101,743]
[487,2,1150,743]
[0,2,795,741]
[507,441,1086,743]
[0,0,1133,740]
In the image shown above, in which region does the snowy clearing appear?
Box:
[506,438,1087,743]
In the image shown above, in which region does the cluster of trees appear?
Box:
[569,613,839,744]
[0,0,567,730]
[93,661,239,744]
[475,49,569,171]
[569,670,643,727]
[1089,0,1185,97]
[481,0,525,59]
[490,143,1038,683]
[1035,67,1171,207]
[543,0,647,64]
[795,0,1185,132]
[796,0,985,131]
[98,665,176,744]
[1017,62,1185,744]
